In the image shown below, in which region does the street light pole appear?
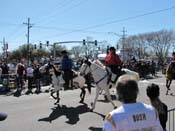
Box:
[121,27,127,61]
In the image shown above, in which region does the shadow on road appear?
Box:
[38,103,91,124]
[89,126,103,131]
[166,92,175,96]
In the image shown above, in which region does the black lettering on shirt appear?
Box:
[132,113,146,122]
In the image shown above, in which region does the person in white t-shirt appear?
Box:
[103,74,163,131]
[25,65,34,95]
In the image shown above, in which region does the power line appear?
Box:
[35,0,86,25]
[7,25,24,41]
[33,25,114,35]
[2,6,174,45]
[0,22,21,27]
[85,6,175,30]
[45,6,174,39]
[35,0,75,24]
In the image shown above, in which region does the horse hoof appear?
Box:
[54,98,60,104]
[79,100,84,103]
[90,109,93,112]
[166,91,168,95]
[54,101,59,105]
[114,106,117,109]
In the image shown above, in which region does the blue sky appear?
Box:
[0,0,175,51]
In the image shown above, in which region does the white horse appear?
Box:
[79,59,139,111]
[39,63,90,104]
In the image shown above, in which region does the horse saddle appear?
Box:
[107,70,125,84]
[107,73,118,84]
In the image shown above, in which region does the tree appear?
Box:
[9,44,50,63]
[71,46,83,58]
[145,29,175,64]
[117,29,175,62]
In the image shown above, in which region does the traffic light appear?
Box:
[83,39,86,45]
[34,44,37,49]
[94,40,97,46]
[46,41,49,46]
[40,43,42,49]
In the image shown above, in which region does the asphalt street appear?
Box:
[0,72,175,131]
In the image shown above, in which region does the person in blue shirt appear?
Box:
[60,50,73,90]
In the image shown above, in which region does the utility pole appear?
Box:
[23,18,33,66]
[3,37,5,61]
[121,27,127,61]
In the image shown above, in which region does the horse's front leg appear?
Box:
[166,79,172,90]
[50,90,57,100]
[79,88,86,103]
[91,87,100,112]
[166,79,171,95]
[104,87,117,109]
[54,91,60,105]
[56,91,60,102]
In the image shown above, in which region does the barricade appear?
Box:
[0,73,51,90]
[167,108,175,131]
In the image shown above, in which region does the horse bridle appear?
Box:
[81,62,98,76]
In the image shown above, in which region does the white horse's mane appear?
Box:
[93,59,106,69]
[86,59,106,72]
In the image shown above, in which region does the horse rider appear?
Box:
[104,46,122,82]
[60,50,73,90]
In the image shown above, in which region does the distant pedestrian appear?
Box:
[1,62,9,91]
[1,62,9,79]
[33,64,41,93]
[16,63,26,91]
[146,83,168,131]
[25,65,34,95]
[103,74,163,131]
